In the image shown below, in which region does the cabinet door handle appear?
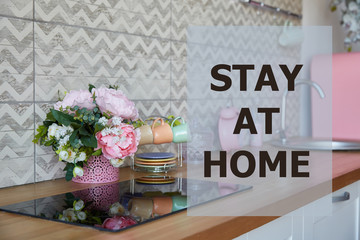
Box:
[332,191,350,203]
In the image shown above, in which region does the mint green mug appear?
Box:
[171,195,187,212]
[171,117,189,143]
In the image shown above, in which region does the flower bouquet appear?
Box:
[330,0,360,51]
[54,193,137,230]
[33,85,141,181]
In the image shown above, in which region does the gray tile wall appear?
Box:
[0,0,302,188]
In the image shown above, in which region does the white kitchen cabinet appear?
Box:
[234,181,360,240]
[303,181,359,240]
[246,216,293,240]
[233,234,248,240]
[235,208,303,240]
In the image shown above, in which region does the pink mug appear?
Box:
[218,107,240,151]
[151,118,173,144]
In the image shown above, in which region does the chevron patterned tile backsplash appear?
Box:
[0,0,33,19]
[0,103,34,187]
[35,0,172,38]
[0,0,302,188]
[0,17,33,102]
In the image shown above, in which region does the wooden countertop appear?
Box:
[1,151,360,240]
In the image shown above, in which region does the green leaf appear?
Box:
[44,139,55,146]
[65,164,74,181]
[40,125,48,134]
[131,119,144,128]
[91,217,102,225]
[65,192,75,200]
[32,137,39,144]
[94,123,105,133]
[81,135,97,148]
[50,109,81,126]
[173,119,181,126]
[51,109,79,126]
[64,199,74,207]
[46,111,56,122]
[92,92,96,104]
[70,122,81,129]
[43,120,55,127]
[102,112,111,119]
[79,126,91,136]
[63,164,69,171]
[330,5,336,12]
[88,84,96,93]
[33,125,48,144]
[92,149,102,156]
[69,129,79,148]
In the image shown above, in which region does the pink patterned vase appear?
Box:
[72,155,120,183]
[73,183,120,211]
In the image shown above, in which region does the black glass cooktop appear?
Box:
[0,176,252,232]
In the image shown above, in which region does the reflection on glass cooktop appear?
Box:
[0,176,252,232]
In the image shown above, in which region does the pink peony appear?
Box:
[93,87,138,120]
[96,123,140,161]
[54,89,95,111]
[97,216,137,230]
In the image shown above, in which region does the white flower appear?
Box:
[47,123,59,139]
[58,215,68,221]
[76,211,87,220]
[59,135,70,147]
[76,152,86,162]
[348,1,359,12]
[101,127,112,136]
[108,202,125,216]
[62,208,77,222]
[73,200,85,211]
[64,149,76,163]
[345,37,352,44]
[110,158,124,168]
[343,13,358,32]
[55,126,68,140]
[59,150,69,160]
[110,127,122,135]
[111,116,123,126]
[64,135,70,141]
[98,117,108,126]
[73,166,84,177]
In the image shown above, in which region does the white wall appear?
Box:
[302,0,360,53]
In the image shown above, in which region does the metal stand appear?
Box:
[177,142,183,167]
